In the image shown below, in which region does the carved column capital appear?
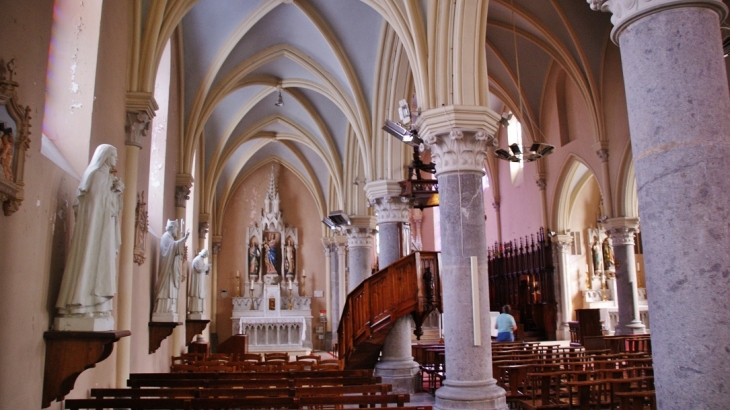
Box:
[603,217,640,247]
[492,201,500,212]
[198,221,210,240]
[536,178,547,190]
[343,227,376,248]
[174,173,194,208]
[553,234,574,253]
[587,0,727,44]
[371,196,412,224]
[211,236,222,255]
[417,105,500,176]
[124,111,151,148]
[596,148,609,163]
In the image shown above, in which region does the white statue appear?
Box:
[55,144,124,331]
[187,249,210,319]
[152,219,189,321]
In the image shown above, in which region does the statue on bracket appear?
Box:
[54,144,124,331]
[188,249,210,319]
[248,236,261,278]
[152,219,189,322]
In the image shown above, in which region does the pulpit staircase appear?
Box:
[337,251,442,370]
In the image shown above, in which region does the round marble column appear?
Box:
[604,218,645,335]
[367,189,420,393]
[419,106,507,410]
[343,216,376,292]
[553,235,574,341]
[589,1,730,408]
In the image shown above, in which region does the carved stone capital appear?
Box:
[344,227,376,248]
[198,221,210,240]
[492,201,500,212]
[175,185,191,208]
[603,217,640,247]
[124,111,151,148]
[536,178,547,190]
[174,173,194,208]
[587,0,727,44]
[211,236,222,255]
[371,196,412,224]
[596,148,609,163]
[417,105,500,176]
[553,234,574,253]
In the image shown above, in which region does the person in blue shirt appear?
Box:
[494,305,517,342]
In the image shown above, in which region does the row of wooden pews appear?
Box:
[64,352,433,409]
[170,352,342,373]
[490,339,655,410]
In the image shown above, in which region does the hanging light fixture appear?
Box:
[274,90,284,107]
[495,2,554,163]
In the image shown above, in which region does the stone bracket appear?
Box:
[186,319,210,346]
[148,321,181,354]
[42,330,130,408]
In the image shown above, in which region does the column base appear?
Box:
[152,312,179,322]
[54,315,115,332]
[434,378,507,410]
[614,320,646,335]
[374,358,420,393]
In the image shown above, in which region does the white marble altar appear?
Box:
[231,284,313,352]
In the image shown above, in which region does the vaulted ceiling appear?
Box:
[174,0,614,225]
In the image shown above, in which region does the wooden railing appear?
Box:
[338,252,441,370]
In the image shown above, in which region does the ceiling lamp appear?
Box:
[495,142,555,163]
[494,2,554,163]
[274,90,284,107]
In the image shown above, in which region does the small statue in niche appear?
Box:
[284,236,295,276]
[602,236,615,272]
[248,237,261,277]
[55,144,124,330]
[591,235,603,273]
[188,249,210,317]
[153,219,190,320]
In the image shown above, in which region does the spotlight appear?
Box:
[274,90,284,107]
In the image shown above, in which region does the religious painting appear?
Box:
[263,231,282,279]
[268,297,276,311]
[247,235,261,278]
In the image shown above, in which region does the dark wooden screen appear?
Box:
[487,228,557,340]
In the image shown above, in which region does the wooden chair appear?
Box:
[296,354,320,363]
[236,353,263,362]
[264,352,290,362]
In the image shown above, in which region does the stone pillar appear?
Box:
[588,1,729,408]
[321,238,334,347]
[492,200,503,244]
[553,234,573,340]
[595,147,613,217]
[210,236,222,335]
[411,209,423,251]
[343,216,376,292]
[419,105,506,410]
[174,174,193,352]
[332,236,347,342]
[116,97,156,387]
[366,181,420,393]
[603,218,645,335]
[536,177,549,231]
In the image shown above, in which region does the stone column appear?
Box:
[366,181,420,393]
[419,105,506,410]
[492,200,503,244]
[343,216,376,292]
[603,218,645,335]
[553,234,573,340]
[210,236,221,336]
[536,177,549,231]
[174,174,193,352]
[595,147,613,217]
[588,1,729,408]
[321,238,333,347]
[332,236,347,342]
[116,97,155,387]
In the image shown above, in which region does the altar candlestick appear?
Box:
[250,280,254,290]
[288,278,292,290]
